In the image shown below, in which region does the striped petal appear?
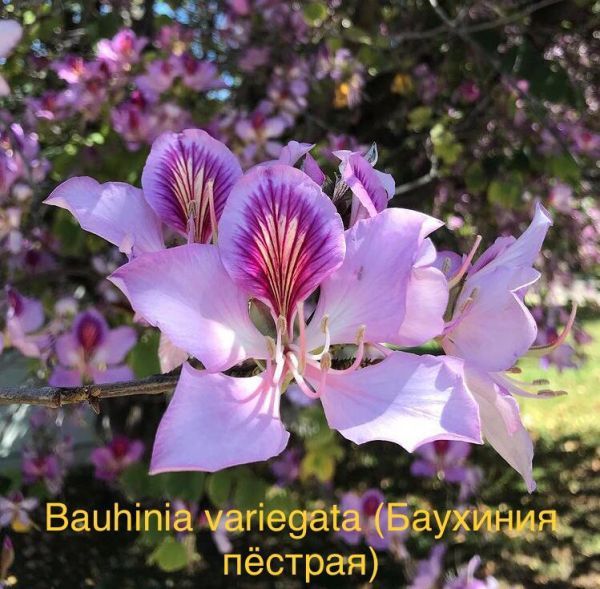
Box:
[219,164,345,322]
[142,129,242,243]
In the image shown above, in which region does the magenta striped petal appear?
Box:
[218,164,345,322]
[142,129,242,243]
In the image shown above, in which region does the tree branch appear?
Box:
[0,373,179,410]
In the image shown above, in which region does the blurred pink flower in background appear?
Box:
[50,309,136,387]
[91,435,144,482]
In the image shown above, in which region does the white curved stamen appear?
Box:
[448,235,482,289]
[285,352,320,399]
[333,325,366,375]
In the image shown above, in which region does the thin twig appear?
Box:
[0,373,179,409]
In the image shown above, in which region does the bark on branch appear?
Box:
[0,373,179,410]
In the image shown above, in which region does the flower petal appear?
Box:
[49,366,82,388]
[95,326,137,365]
[158,333,188,373]
[473,202,552,278]
[0,21,22,59]
[55,333,80,367]
[465,367,535,492]
[277,141,314,166]
[44,177,164,257]
[342,153,388,223]
[306,208,444,348]
[142,129,242,243]
[150,363,289,473]
[90,365,134,385]
[443,267,539,372]
[219,164,345,321]
[109,244,265,372]
[312,352,482,451]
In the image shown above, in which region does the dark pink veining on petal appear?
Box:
[219,165,345,323]
[142,129,242,243]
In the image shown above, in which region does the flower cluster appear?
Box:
[46,128,568,491]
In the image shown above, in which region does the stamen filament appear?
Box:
[448,235,482,289]
[334,325,365,374]
[285,353,320,399]
[527,303,578,358]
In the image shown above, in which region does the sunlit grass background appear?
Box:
[520,317,600,440]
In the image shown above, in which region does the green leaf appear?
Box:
[303,2,327,25]
[233,476,268,510]
[546,154,581,183]
[206,470,236,507]
[408,106,433,132]
[154,472,206,502]
[131,331,160,379]
[148,536,189,572]
[487,178,522,207]
[119,463,164,500]
[465,162,487,193]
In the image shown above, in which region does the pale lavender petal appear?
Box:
[90,364,134,384]
[94,326,137,365]
[312,353,482,452]
[10,290,44,333]
[303,153,325,186]
[158,333,188,373]
[0,21,23,59]
[410,459,437,478]
[444,267,539,372]
[150,363,289,472]
[397,242,448,346]
[277,141,314,166]
[219,164,345,322]
[142,129,242,243]
[49,366,83,388]
[473,203,552,278]
[306,209,444,348]
[343,153,386,221]
[44,177,164,257]
[465,367,535,492]
[109,244,265,372]
[55,333,80,367]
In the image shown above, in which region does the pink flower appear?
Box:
[176,53,223,92]
[410,440,472,483]
[440,203,559,492]
[0,492,38,532]
[3,287,48,358]
[338,489,408,551]
[47,130,482,473]
[49,309,136,387]
[22,451,63,495]
[96,29,147,67]
[457,80,481,103]
[0,20,22,96]
[91,435,144,482]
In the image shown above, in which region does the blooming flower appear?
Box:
[47,129,482,473]
[96,29,147,68]
[2,287,48,358]
[0,492,38,533]
[0,20,22,96]
[410,440,472,484]
[439,203,568,492]
[91,435,144,482]
[338,489,408,551]
[49,309,136,387]
[21,450,63,495]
